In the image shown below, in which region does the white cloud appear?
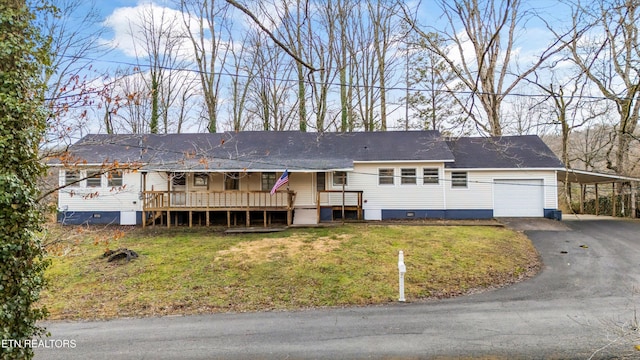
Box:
[102,2,197,61]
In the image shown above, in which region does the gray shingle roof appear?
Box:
[50,131,563,171]
[52,131,454,171]
[445,135,564,169]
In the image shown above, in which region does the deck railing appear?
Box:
[142,190,295,211]
[316,190,364,220]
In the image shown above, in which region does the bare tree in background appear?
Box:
[350,2,381,131]
[264,0,311,131]
[246,32,298,131]
[368,0,404,131]
[308,1,339,132]
[403,0,573,136]
[180,0,233,133]
[529,70,610,170]
[563,0,639,176]
[225,30,258,131]
[102,69,152,134]
[330,0,356,131]
[41,0,109,144]
[131,4,196,134]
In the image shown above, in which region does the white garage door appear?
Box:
[493,179,544,217]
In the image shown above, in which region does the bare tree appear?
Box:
[245,32,298,131]
[41,0,109,145]
[350,2,381,131]
[130,4,196,134]
[105,69,152,134]
[225,29,259,131]
[321,0,357,132]
[403,0,573,136]
[529,70,610,169]
[180,0,233,133]
[368,0,405,131]
[563,0,640,176]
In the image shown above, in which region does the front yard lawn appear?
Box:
[40,223,539,320]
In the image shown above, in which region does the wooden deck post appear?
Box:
[316,192,321,224]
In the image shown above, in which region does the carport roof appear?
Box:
[557,168,640,184]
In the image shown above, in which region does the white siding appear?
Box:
[444,170,557,210]
[58,169,142,212]
[348,162,447,219]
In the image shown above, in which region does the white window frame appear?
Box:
[333,171,348,186]
[400,168,417,185]
[108,170,123,187]
[86,170,102,188]
[378,168,394,185]
[423,168,439,185]
[451,171,468,188]
[64,170,81,187]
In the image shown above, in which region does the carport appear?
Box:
[557,169,640,218]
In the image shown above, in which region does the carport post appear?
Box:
[632,181,637,218]
[612,183,616,217]
[595,183,599,216]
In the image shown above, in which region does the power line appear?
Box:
[52,54,625,103]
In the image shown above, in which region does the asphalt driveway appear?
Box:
[35,219,640,359]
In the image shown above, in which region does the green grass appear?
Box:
[40,224,540,320]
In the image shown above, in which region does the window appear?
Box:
[171,173,186,186]
[423,168,439,184]
[261,172,276,191]
[86,170,102,188]
[64,170,80,186]
[378,168,394,185]
[225,172,239,190]
[401,168,416,185]
[194,173,209,187]
[333,171,347,186]
[451,171,468,188]
[108,170,123,187]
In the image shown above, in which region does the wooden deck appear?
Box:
[142,190,295,227]
[141,189,364,227]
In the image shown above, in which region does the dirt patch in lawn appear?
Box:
[215,234,347,264]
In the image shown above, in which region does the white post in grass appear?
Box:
[398,250,406,302]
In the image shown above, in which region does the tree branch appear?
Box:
[225,0,321,73]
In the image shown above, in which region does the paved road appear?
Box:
[35,220,640,359]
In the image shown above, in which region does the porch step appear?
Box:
[293,208,318,225]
